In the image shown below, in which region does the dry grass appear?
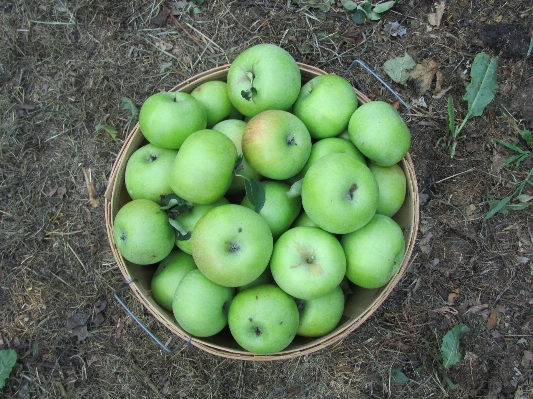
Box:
[1,0,533,398]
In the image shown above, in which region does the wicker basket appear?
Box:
[104,63,419,361]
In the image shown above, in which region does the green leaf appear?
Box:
[500,153,524,167]
[0,349,17,389]
[521,130,532,147]
[351,9,367,24]
[382,53,416,84]
[233,154,244,174]
[244,178,265,213]
[121,97,139,123]
[341,0,358,11]
[447,96,455,134]
[527,30,533,57]
[168,218,192,240]
[95,124,118,140]
[484,194,513,220]
[441,323,470,369]
[391,366,409,385]
[373,1,396,13]
[463,52,499,118]
[160,193,187,210]
[366,10,382,21]
[517,194,533,203]
[494,138,525,154]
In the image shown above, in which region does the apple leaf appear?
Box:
[233,154,244,175]
[168,218,192,241]
[0,349,17,390]
[244,178,265,213]
[440,323,470,369]
[373,1,396,14]
[241,87,257,102]
[95,124,118,140]
[463,52,498,118]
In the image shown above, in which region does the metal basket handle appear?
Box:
[343,59,410,117]
[114,280,192,355]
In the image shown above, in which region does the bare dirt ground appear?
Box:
[1,0,532,398]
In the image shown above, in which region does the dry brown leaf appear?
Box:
[428,1,446,27]
[487,308,499,329]
[409,59,438,96]
[287,387,300,397]
[71,324,92,342]
[464,304,489,315]
[434,70,444,94]
[82,167,100,207]
[448,288,460,304]
[91,312,105,328]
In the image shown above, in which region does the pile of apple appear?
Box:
[112,44,412,355]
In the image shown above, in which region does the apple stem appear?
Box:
[346,184,358,201]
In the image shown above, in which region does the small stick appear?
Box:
[82,167,100,207]
[67,243,87,273]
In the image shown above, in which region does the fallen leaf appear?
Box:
[448,288,460,304]
[419,232,433,255]
[409,59,438,95]
[383,53,416,84]
[45,188,57,197]
[434,70,444,94]
[94,299,107,314]
[383,21,407,37]
[428,1,445,27]
[522,350,533,369]
[71,324,92,342]
[82,168,100,208]
[155,40,173,51]
[151,5,170,26]
[487,308,499,329]
[56,187,67,199]
[90,244,98,255]
[91,313,105,328]
[66,313,90,329]
[464,304,489,315]
[87,354,102,366]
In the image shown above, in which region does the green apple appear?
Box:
[241,180,301,239]
[112,199,175,265]
[242,110,312,180]
[168,129,238,204]
[296,286,344,337]
[212,119,261,195]
[301,153,379,234]
[270,226,346,300]
[291,210,318,228]
[293,74,358,139]
[341,214,405,289]
[174,197,229,254]
[151,250,197,310]
[191,204,273,287]
[124,144,178,203]
[348,101,411,166]
[139,92,207,149]
[228,284,299,354]
[301,137,366,176]
[172,269,234,337]
[191,80,242,128]
[226,43,301,117]
[369,162,407,217]
[236,266,272,293]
